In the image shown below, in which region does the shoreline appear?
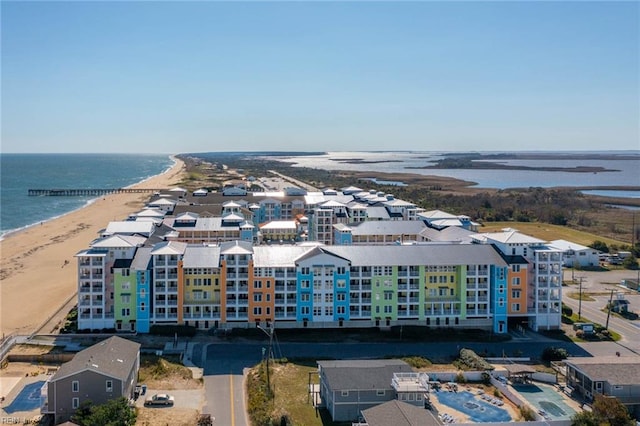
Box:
[0,156,187,336]
[0,155,178,242]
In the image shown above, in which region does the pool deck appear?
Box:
[427,384,521,423]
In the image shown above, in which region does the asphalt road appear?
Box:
[561,268,640,354]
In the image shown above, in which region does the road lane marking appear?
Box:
[230,374,235,426]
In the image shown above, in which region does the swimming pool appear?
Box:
[511,383,576,420]
[435,390,512,423]
[3,381,45,414]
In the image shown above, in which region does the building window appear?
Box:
[511,303,520,312]
[140,302,145,312]
[72,397,79,409]
[512,277,520,285]
[253,307,262,315]
[376,390,385,396]
[512,264,521,272]
[341,391,349,397]
[106,380,113,392]
[72,381,79,392]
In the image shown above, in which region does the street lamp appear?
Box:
[257,323,275,398]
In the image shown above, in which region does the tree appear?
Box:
[571,410,600,426]
[541,346,568,362]
[592,394,635,426]
[589,240,609,253]
[621,255,639,270]
[71,397,136,426]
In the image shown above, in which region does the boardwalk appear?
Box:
[28,188,162,196]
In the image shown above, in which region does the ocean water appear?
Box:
[0,153,174,238]
[272,151,640,191]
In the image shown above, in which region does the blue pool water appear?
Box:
[4,381,45,413]
[436,390,512,423]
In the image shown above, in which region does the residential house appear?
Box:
[548,239,600,268]
[565,356,640,417]
[317,359,414,422]
[42,336,140,425]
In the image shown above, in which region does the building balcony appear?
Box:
[80,286,91,293]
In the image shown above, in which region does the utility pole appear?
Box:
[577,277,585,320]
[605,289,615,330]
[258,323,275,398]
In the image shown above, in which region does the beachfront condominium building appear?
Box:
[76,187,562,333]
[77,238,565,333]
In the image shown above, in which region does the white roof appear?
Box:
[383,199,415,207]
[91,234,147,248]
[260,220,297,230]
[135,208,166,218]
[148,197,176,206]
[182,245,221,268]
[169,187,187,192]
[193,188,208,194]
[474,229,545,244]
[150,241,187,255]
[419,210,459,219]
[548,239,592,252]
[104,221,155,236]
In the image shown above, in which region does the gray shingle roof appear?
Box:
[318,359,412,391]
[183,245,221,267]
[52,336,140,382]
[253,246,317,267]
[130,247,153,270]
[324,244,508,267]
[362,400,442,426]
[348,220,426,236]
[565,356,640,385]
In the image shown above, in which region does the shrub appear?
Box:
[458,348,494,371]
[481,372,491,385]
[493,388,502,398]
[519,405,536,421]
[455,372,467,383]
[402,356,432,369]
[562,304,573,317]
[541,346,568,362]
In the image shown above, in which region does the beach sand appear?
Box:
[0,157,187,337]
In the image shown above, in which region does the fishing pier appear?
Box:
[28,188,162,196]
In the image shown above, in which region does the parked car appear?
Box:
[144,393,174,407]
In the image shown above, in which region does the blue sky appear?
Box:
[1,1,638,153]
